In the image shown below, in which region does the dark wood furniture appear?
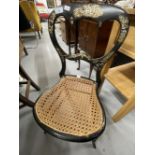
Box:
[34,3,129,147]
[61,19,113,58]
[61,0,118,58]
[78,19,113,58]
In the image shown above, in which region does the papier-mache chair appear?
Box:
[33,3,129,147]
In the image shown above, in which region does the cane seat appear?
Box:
[34,76,105,139]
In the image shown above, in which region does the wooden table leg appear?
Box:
[112,94,135,122]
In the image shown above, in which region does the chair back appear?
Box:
[48,3,129,86]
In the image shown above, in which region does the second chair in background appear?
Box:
[19,0,43,39]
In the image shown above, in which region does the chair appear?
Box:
[19,0,42,39]
[101,9,135,122]
[19,39,40,109]
[33,3,129,147]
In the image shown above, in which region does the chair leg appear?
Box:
[41,27,43,34]
[19,93,34,108]
[68,43,71,55]
[19,65,40,91]
[112,94,135,122]
[77,60,80,70]
[38,31,41,39]
[44,130,47,134]
[24,47,28,55]
[92,139,97,149]
[19,104,26,109]
[19,81,28,85]
[89,64,93,78]
[25,80,31,98]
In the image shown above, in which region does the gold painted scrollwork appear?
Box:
[117,29,128,43]
[119,15,129,29]
[48,11,56,33]
[73,4,104,18]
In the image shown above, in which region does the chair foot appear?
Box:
[77,60,80,70]
[38,31,41,39]
[24,47,28,55]
[19,104,26,109]
[92,140,96,149]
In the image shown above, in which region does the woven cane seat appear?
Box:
[34,76,105,138]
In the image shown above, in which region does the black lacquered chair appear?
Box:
[33,3,129,148]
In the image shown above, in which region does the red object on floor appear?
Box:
[36,2,49,20]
